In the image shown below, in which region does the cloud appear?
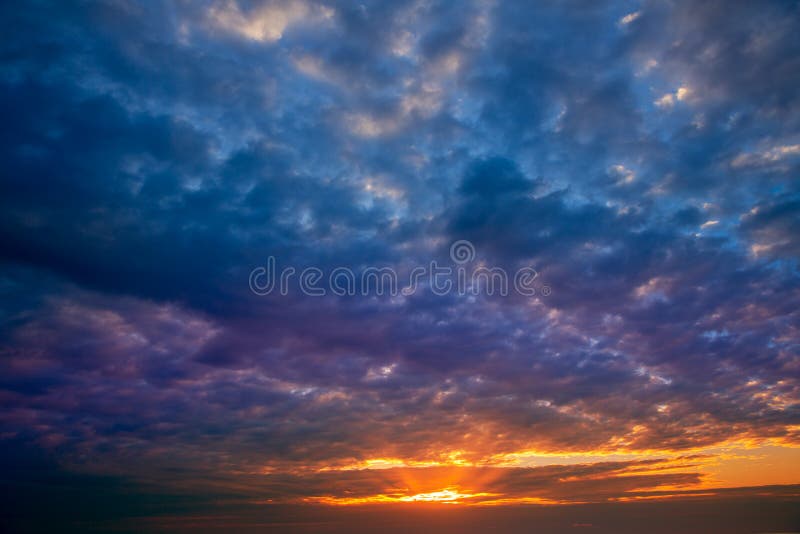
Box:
[619,11,641,26]
[739,198,800,259]
[0,0,798,529]
[208,0,333,42]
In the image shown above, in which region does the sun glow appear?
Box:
[399,487,493,503]
[299,440,800,506]
[307,486,496,505]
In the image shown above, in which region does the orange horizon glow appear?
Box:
[271,440,800,507]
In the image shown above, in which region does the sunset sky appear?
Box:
[1,0,799,532]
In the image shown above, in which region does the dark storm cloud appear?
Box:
[0,0,798,525]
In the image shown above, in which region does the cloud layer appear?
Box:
[0,0,798,525]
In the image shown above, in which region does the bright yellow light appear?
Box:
[399,487,492,503]
[305,486,496,505]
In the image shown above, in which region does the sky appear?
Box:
[0,0,799,532]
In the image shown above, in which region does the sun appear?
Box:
[399,487,492,504]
